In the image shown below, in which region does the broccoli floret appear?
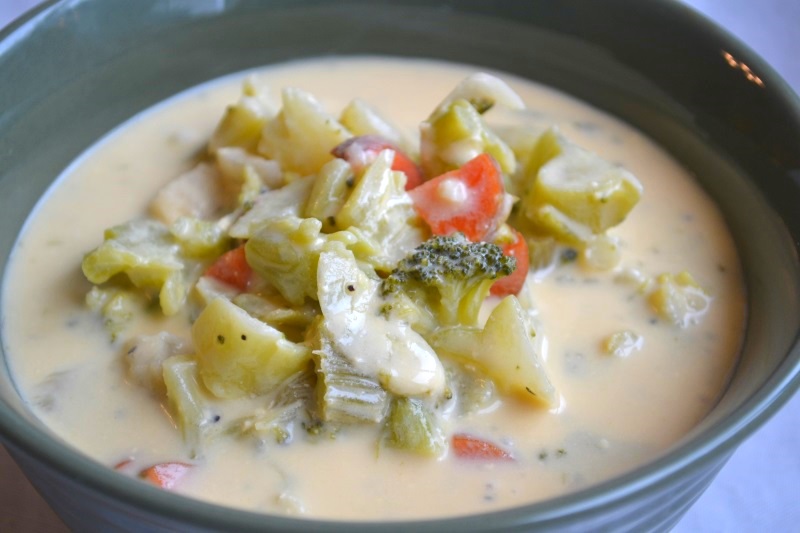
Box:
[381,233,515,327]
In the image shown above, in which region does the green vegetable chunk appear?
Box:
[420,98,516,178]
[648,271,712,328]
[258,88,351,176]
[82,220,190,315]
[335,150,427,271]
[163,355,213,458]
[381,233,515,327]
[311,322,389,425]
[192,297,311,399]
[518,128,643,245]
[208,77,274,154]
[303,158,354,231]
[85,286,144,341]
[169,217,231,259]
[383,397,445,457]
[429,296,557,407]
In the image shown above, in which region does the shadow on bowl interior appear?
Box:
[1,0,799,531]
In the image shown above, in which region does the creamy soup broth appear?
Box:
[2,57,745,519]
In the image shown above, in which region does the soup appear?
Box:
[1,57,746,520]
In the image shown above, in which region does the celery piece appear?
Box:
[192,297,311,398]
[312,325,388,424]
[163,355,214,458]
[258,88,351,176]
[208,90,273,154]
[85,285,144,341]
[434,73,525,115]
[339,98,415,156]
[244,216,329,306]
[335,150,427,271]
[519,128,643,245]
[420,98,516,178]
[150,163,227,225]
[82,220,190,315]
[169,217,231,259]
[228,175,315,239]
[648,272,712,328]
[383,397,445,457]
[303,158,354,231]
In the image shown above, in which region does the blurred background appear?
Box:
[0,1,798,531]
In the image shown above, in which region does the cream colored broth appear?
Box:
[2,57,745,519]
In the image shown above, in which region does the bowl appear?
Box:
[1,1,799,531]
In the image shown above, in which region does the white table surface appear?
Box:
[1,1,798,531]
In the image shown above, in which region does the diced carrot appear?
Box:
[331,135,424,190]
[452,434,514,461]
[409,153,505,242]
[113,458,135,471]
[490,227,529,296]
[139,462,192,489]
[204,245,252,291]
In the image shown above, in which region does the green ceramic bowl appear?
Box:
[1,1,799,531]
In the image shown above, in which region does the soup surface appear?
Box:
[2,57,746,520]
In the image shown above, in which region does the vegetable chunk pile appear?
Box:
[80,73,713,486]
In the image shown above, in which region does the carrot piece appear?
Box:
[452,434,514,461]
[139,462,192,489]
[490,227,529,296]
[331,135,424,190]
[204,245,252,291]
[409,153,505,242]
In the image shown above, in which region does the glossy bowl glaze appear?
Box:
[1,1,799,531]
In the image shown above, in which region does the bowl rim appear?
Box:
[1,0,799,529]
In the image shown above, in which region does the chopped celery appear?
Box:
[258,88,351,176]
[228,175,315,239]
[648,272,712,327]
[82,220,191,315]
[208,87,273,154]
[311,323,388,424]
[335,150,427,271]
[420,98,516,178]
[303,158,354,232]
[192,297,311,398]
[163,355,214,458]
[169,217,231,259]
[244,216,331,306]
[243,215,382,306]
[382,397,445,457]
[518,128,642,245]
